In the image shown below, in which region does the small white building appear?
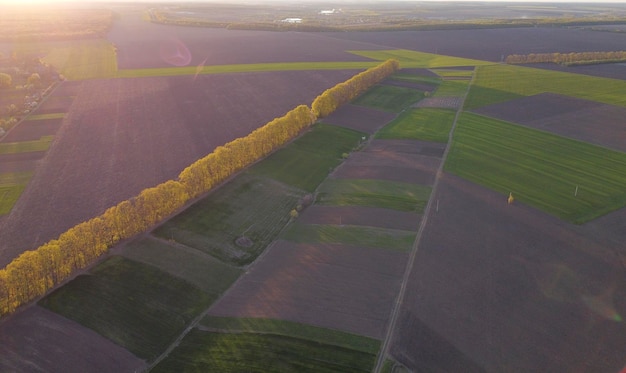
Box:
[320,9,336,15]
[282,18,302,24]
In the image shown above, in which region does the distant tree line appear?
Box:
[505,51,626,66]
[0,59,399,317]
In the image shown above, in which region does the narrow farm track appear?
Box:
[373,70,475,373]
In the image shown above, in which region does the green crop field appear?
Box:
[432,79,470,97]
[151,329,378,373]
[120,236,242,296]
[349,49,491,68]
[117,61,378,79]
[282,223,416,251]
[248,124,365,192]
[0,171,32,215]
[390,73,442,86]
[351,84,424,112]
[0,136,53,154]
[445,113,626,223]
[316,178,432,212]
[42,39,118,80]
[466,64,626,109]
[463,85,525,110]
[201,317,381,354]
[376,108,456,142]
[39,256,212,360]
[154,174,304,266]
[431,69,474,78]
[25,113,66,120]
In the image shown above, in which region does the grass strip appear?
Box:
[317,178,432,212]
[201,316,380,354]
[0,136,52,154]
[348,49,491,68]
[25,113,65,120]
[445,112,626,223]
[117,61,378,78]
[150,329,377,373]
[39,256,212,361]
[376,108,456,142]
[432,79,470,97]
[282,223,416,252]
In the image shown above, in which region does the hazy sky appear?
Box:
[3,0,626,5]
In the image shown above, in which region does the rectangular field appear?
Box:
[0,171,32,215]
[42,39,118,80]
[465,64,626,109]
[351,84,424,112]
[316,178,432,212]
[376,108,456,142]
[0,136,53,154]
[445,112,626,223]
[150,329,378,373]
[248,124,365,192]
[153,174,304,266]
[348,49,490,68]
[432,79,470,97]
[119,236,242,297]
[39,256,212,361]
[282,223,416,252]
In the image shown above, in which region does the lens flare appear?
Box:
[158,38,192,67]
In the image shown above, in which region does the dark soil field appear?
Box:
[109,12,386,69]
[208,240,408,340]
[390,172,626,372]
[0,69,359,266]
[320,104,397,134]
[473,93,626,153]
[325,27,626,63]
[527,62,626,81]
[0,306,145,373]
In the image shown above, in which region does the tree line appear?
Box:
[505,51,626,66]
[0,59,399,317]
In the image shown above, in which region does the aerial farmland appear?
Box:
[0,1,625,372]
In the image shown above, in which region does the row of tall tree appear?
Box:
[505,51,626,65]
[312,59,400,118]
[0,59,399,317]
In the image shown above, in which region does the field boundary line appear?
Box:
[373,69,476,373]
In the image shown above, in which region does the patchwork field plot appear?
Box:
[1,118,63,142]
[472,93,626,153]
[0,172,31,215]
[119,236,242,296]
[296,205,420,231]
[431,79,470,97]
[208,240,408,339]
[39,256,212,361]
[316,178,431,212]
[42,39,118,80]
[0,136,53,154]
[351,84,424,112]
[348,49,490,68]
[154,174,304,266]
[248,124,365,192]
[445,112,626,223]
[376,108,456,142]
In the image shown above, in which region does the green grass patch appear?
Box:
[117,61,378,78]
[316,178,432,212]
[151,329,378,373]
[467,63,626,108]
[154,174,304,266]
[464,85,525,110]
[201,316,380,354]
[376,108,456,142]
[25,113,65,120]
[42,39,117,80]
[282,223,416,251]
[351,84,424,112]
[248,124,366,192]
[445,113,626,223]
[39,256,212,361]
[0,171,32,215]
[0,136,52,154]
[431,69,474,78]
[390,73,442,86]
[432,79,470,97]
[349,49,491,68]
[120,236,242,297]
